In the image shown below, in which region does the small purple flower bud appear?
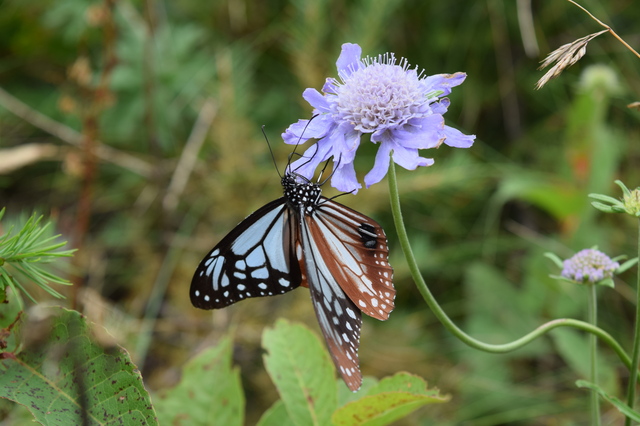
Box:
[561,249,619,284]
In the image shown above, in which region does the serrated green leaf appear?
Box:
[154,335,244,426]
[262,319,337,426]
[576,380,640,421]
[256,400,296,426]
[332,372,449,426]
[0,307,157,425]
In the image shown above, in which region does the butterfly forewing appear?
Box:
[299,213,364,391]
[190,198,302,309]
[309,199,395,321]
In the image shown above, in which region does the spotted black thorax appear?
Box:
[282,173,322,215]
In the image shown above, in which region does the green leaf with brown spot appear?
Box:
[0,307,157,425]
[332,372,450,426]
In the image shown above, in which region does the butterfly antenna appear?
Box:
[318,154,341,185]
[261,125,283,179]
[317,157,332,183]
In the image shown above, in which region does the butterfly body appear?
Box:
[191,171,394,391]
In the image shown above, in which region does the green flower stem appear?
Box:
[587,283,600,425]
[386,159,631,369]
[626,218,640,426]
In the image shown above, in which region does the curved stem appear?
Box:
[625,218,640,426]
[386,159,631,370]
[587,283,600,424]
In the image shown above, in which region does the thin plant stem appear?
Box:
[386,158,632,369]
[625,218,640,426]
[587,283,600,424]
[566,0,640,59]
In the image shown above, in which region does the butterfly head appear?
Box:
[282,173,322,215]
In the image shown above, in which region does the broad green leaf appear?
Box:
[337,376,378,407]
[0,307,157,425]
[332,372,449,426]
[154,335,244,426]
[256,400,296,426]
[262,319,337,426]
[576,380,640,421]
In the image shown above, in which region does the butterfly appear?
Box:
[190,165,395,391]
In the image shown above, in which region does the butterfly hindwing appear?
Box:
[190,198,302,309]
[296,197,394,391]
[310,199,395,320]
[299,212,363,391]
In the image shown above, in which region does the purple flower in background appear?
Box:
[561,249,619,284]
[282,43,475,192]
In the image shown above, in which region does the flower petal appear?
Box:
[391,116,445,149]
[422,72,467,97]
[364,140,393,188]
[442,125,475,148]
[331,162,361,193]
[336,43,363,78]
[302,88,331,112]
[322,78,338,94]
[282,114,336,145]
[391,144,434,170]
[429,98,450,115]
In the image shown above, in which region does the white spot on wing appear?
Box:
[252,267,269,279]
[279,278,290,287]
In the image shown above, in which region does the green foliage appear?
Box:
[261,319,338,426]
[154,336,244,426]
[256,400,297,426]
[577,381,640,422]
[0,208,75,304]
[1,0,640,423]
[331,373,450,426]
[260,319,447,425]
[0,308,157,425]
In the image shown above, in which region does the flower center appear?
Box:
[334,58,426,133]
[561,249,619,283]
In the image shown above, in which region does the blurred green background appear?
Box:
[1,0,639,424]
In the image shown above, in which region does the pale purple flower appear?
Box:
[561,249,619,284]
[282,43,475,193]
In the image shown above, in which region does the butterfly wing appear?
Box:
[299,197,395,391]
[191,198,302,309]
[311,199,395,320]
[299,212,363,391]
